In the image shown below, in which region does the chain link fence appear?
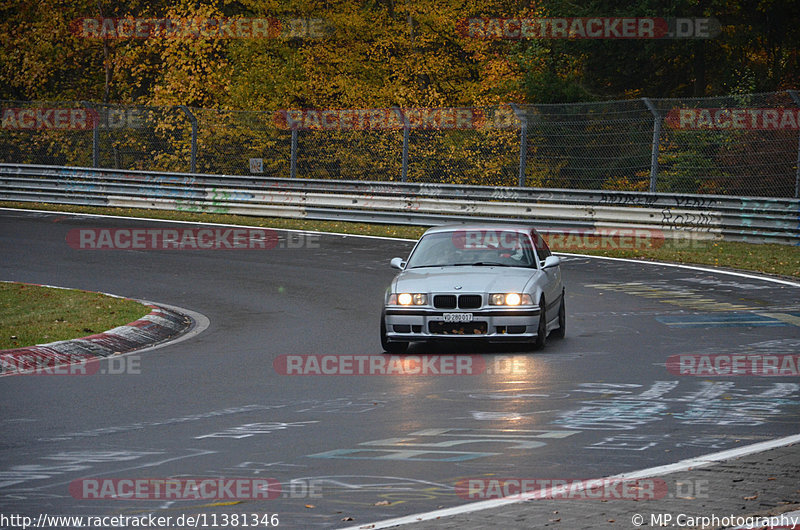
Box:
[1,91,798,197]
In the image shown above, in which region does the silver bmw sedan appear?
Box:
[381,224,565,353]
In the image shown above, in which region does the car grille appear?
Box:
[429,321,488,335]
[433,294,482,309]
[433,295,457,309]
[458,295,482,309]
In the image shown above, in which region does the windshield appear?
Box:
[406,230,536,269]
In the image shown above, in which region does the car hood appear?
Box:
[393,266,538,294]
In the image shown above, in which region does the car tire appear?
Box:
[533,299,547,350]
[552,291,566,339]
[380,312,408,354]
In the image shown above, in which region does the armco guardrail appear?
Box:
[1,164,798,245]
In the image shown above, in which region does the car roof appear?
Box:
[422,223,539,235]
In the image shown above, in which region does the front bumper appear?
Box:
[383,307,541,342]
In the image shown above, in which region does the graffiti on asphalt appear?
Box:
[553,381,800,430]
[308,428,578,462]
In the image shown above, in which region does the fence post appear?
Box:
[509,103,527,187]
[81,101,99,168]
[396,107,409,182]
[642,97,661,193]
[290,128,298,178]
[177,105,197,173]
[788,90,800,198]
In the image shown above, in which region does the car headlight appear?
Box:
[489,293,532,306]
[390,293,428,306]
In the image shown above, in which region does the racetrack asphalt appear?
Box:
[1,208,799,529]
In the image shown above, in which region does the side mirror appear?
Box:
[542,255,561,269]
[390,257,406,270]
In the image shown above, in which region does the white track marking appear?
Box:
[343,433,800,529]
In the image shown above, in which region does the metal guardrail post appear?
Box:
[177,105,197,173]
[396,107,409,182]
[290,128,298,178]
[642,98,661,193]
[788,90,800,198]
[81,101,99,168]
[509,104,527,187]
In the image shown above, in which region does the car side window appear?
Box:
[531,230,551,264]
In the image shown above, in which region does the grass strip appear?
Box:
[0,282,150,349]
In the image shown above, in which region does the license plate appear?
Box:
[443,313,473,323]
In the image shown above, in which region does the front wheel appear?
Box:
[380,312,408,354]
[533,300,547,350]
[552,292,566,339]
